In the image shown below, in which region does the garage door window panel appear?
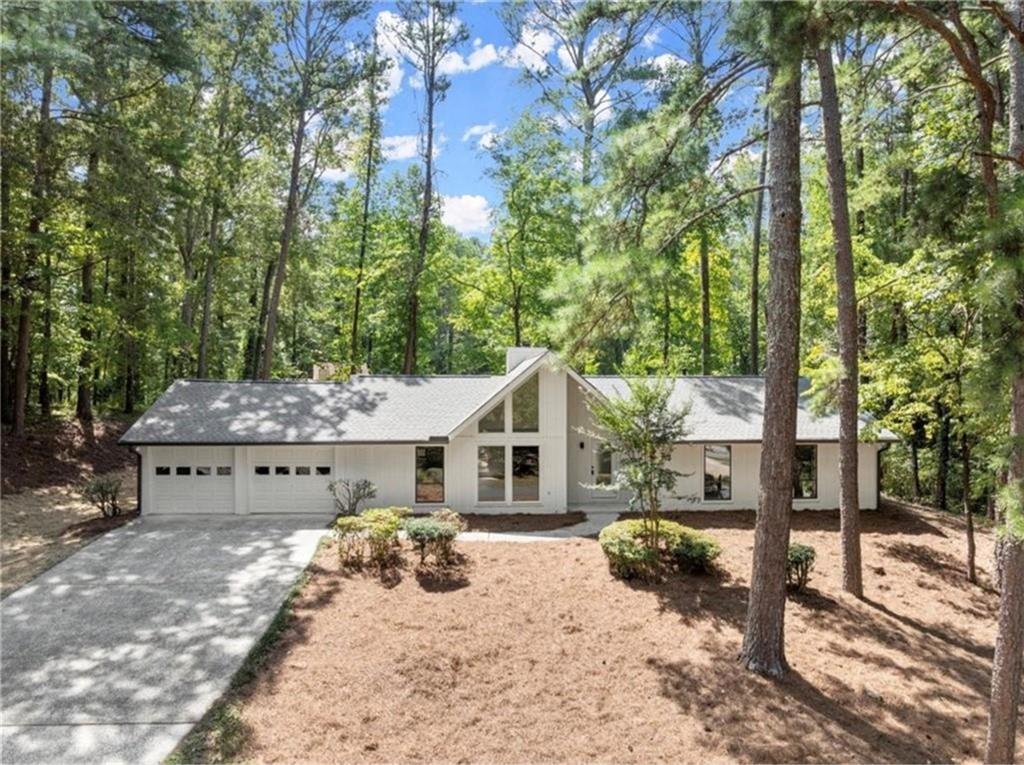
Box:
[275,466,290,476]
[196,466,211,476]
[255,466,270,476]
[155,466,170,476]
[296,466,311,476]
[316,466,331,476]
[217,466,232,476]
[176,467,191,476]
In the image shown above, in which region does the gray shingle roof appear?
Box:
[120,376,503,445]
[121,368,897,446]
[582,376,898,442]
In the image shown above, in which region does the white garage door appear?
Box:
[150,446,235,514]
[250,446,335,514]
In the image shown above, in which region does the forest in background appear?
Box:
[2,0,1023,523]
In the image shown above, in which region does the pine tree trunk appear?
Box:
[816,44,862,598]
[700,228,711,374]
[749,105,768,375]
[76,150,99,422]
[935,407,950,511]
[739,54,801,678]
[260,109,306,379]
[39,249,52,416]
[1,145,12,426]
[350,124,376,375]
[402,78,436,375]
[251,259,275,380]
[13,64,53,436]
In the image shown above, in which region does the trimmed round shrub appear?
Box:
[786,543,817,592]
[671,528,722,573]
[599,519,722,579]
[405,517,459,563]
[599,521,659,580]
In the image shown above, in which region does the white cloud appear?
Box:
[642,29,660,49]
[439,41,501,75]
[321,166,353,183]
[501,25,556,71]
[593,88,613,126]
[462,122,500,149]
[382,134,419,161]
[650,53,686,74]
[374,11,406,100]
[441,194,492,235]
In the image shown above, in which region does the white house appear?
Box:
[120,347,897,516]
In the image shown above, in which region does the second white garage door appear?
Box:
[249,446,335,514]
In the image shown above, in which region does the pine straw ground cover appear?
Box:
[194,504,1009,764]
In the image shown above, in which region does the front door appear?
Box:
[589,442,615,499]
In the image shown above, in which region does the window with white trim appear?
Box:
[703,445,731,501]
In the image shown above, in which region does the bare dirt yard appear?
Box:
[207,502,1010,764]
[1,417,137,597]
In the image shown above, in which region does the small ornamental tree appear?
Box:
[327,478,377,516]
[583,377,689,554]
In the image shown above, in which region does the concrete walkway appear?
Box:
[457,511,619,542]
[0,516,328,765]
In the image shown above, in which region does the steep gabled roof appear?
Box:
[582,376,898,442]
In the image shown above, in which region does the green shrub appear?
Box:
[430,507,468,533]
[362,507,409,565]
[405,517,459,564]
[334,516,367,567]
[671,528,722,573]
[599,519,721,579]
[598,521,659,580]
[787,543,817,592]
[81,475,122,518]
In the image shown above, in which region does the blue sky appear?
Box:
[336,1,757,239]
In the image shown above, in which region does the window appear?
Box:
[255,465,270,476]
[176,466,191,477]
[478,402,504,433]
[295,466,311,476]
[196,466,211,477]
[595,444,613,486]
[155,466,170,476]
[512,373,539,432]
[315,466,331,476]
[478,446,506,502]
[217,466,232,477]
[703,445,732,501]
[793,445,818,499]
[416,446,445,503]
[512,446,540,501]
[275,466,291,476]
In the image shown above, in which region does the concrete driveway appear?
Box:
[0,516,328,765]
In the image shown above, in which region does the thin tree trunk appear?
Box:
[749,105,768,375]
[260,108,307,380]
[13,64,53,436]
[349,128,376,375]
[402,78,436,375]
[816,45,862,598]
[935,406,950,511]
[1,143,12,425]
[739,54,801,678]
[76,150,99,422]
[963,433,977,584]
[39,249,52,415]
[252,259,275,380]
[196,200,219,378]
[700,228,711,374]
[911,437,922,502]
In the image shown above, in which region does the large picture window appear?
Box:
[704,445,732,501]
[416,446,445,503]
[478,446,506,502]
[793,445,818,499]
[512,373,539,432]
[478,402,504,433]
[512,446,540,501]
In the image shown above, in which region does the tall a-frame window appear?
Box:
[512,373,539,432]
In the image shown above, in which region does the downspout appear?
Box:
[132,446,142,514]
[877,442,891,510]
